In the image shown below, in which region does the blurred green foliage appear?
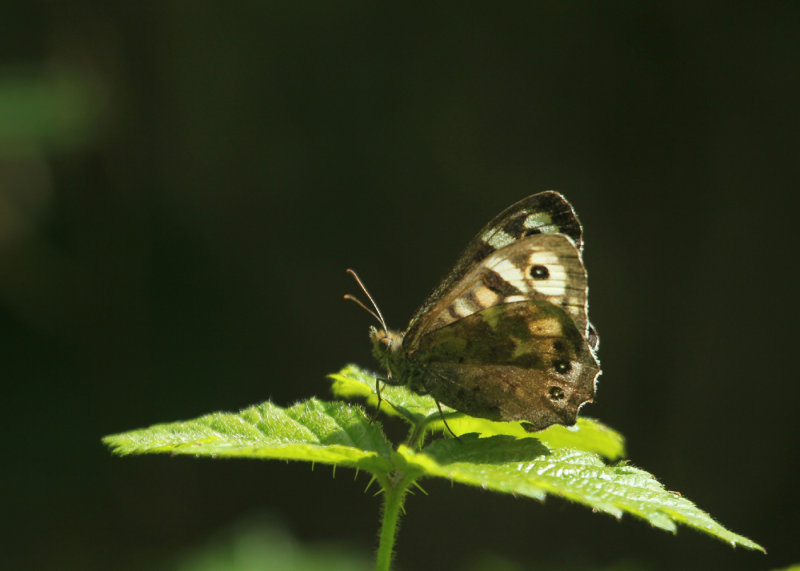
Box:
[0,70,102,151]
[169,515,372,571]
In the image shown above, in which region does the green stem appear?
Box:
[375,473,412,571]
[404,421,427,450]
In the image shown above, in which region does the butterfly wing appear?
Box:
[406,191,587,339]
[404,232,599,429]
[413,300,599,429]
[405,233,591,347]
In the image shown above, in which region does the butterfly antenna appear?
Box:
[344,269,388,332]
[343,293,382,324]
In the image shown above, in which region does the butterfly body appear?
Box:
[367,191,600,431]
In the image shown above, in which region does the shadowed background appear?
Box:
[2,3,798,570]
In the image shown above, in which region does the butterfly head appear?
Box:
[369,326,401,349]
[369,326,405,377]
[345,269,407,378]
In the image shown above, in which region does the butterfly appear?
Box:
[348,191,600,432]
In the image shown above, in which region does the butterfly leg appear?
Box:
[435,400,460,440]
[369,377,385,423]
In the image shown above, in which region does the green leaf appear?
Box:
[440,415,626,461]
[329,364,445,424]
[402,434,763,551]
[103,398,394,474]
[105,367,763,554]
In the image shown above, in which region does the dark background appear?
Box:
[3,3,798,570]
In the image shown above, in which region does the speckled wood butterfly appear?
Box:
[348,191,600,432]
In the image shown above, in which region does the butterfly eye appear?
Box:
[553,360,571,374]
[548,386,565,400]
[530,265,549,279]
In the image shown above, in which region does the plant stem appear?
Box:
[375,473,412,571]
[405,422,426,450]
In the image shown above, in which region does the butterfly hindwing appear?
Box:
[413,300,599,429]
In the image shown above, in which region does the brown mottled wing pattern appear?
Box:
[366,191,600,430]
[399,212,599,429]
[413,300,599,430]
[405,191,584,338]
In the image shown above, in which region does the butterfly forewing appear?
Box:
[405,234,590,346]
[476,190,584,251]
[406,191,584,334]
